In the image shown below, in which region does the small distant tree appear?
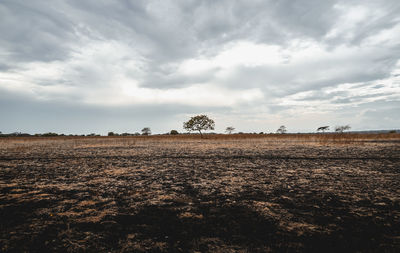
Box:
[225,126,235,134]
[335,125,351,133]
[183,115,215,138]
[141,127,151,136]
[276,125,287,134]
[108,132,115,136]
[42,132,58,137]
[170,130,179,135]
[317,126,329,133]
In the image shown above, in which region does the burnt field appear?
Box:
[1,134,400,252]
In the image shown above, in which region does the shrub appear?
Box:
[170,130,179,135]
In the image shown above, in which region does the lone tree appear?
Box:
[335,125,351,133]
[225,126,235,134]
[141,127,151,136]
[183,115,215,138]
[317,126,329,133]
[276,125,287,134]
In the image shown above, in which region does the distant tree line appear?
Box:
[107,132,141,136]
[0,132,66,137]
[1,117,398,138]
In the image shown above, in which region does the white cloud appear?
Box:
[0,39,264,107]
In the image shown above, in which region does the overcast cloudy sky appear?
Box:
[1,0,399,134]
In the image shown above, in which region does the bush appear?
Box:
[170,130,179,135]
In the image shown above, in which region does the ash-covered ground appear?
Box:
[1,137,399,252]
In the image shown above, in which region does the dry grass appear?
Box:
[0,134,399,252]
[1,132,398,146]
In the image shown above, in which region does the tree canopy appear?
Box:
[183,115,215,137]
[225,126,235,134]
[141,127,151,135]
[317,126,329,133]
[276,125,287,134]
[335,125,351,133]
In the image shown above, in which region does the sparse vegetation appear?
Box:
[335,125,351,133]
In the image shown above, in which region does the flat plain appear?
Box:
[1,134,399,252]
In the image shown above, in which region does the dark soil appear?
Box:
[0,137,399,252]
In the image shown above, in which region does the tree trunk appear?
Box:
[198,130,203,138]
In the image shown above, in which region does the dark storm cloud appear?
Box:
[0,1,76,63]
[175,0,339,45]
[3,0,395,67]
[0,0,399,133]
[0,63,12,71]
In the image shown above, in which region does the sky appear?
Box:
[0,0,399,134]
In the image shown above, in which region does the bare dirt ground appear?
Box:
[1,135,399,252]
